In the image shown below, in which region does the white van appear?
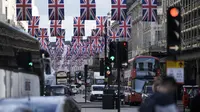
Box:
[89,85,104,101]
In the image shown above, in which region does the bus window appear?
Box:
[138,63,144,70]
[148,63,153,71]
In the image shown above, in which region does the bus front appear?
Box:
[131,56,160,79]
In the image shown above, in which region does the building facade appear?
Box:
[162,0,200,85]
[0,0,27,30]
[126,0,165,59]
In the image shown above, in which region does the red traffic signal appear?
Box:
[170,7,179,17]
[123,42,127,46]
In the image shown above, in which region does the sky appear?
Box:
[32,0,112,42]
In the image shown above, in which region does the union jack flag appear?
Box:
[80,0,96,20]
[16,0,32,21]
[74,17,85,36]
[99,37,105,53]
[50,20,62,36]
[142,0,157,22]
[56,29,65,51]
[81,39,89,59]
[111,0,127,21]
[28,16,40,37]
[108,29,120,42]
[118,16,132,38]
[38,28,49,50]
[87,37,95,56]
[71,36,83,56]
[65,45,72,59]
[48,0,65,20]
[96,16,107,36]
[90,36,101,54]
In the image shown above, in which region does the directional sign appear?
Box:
[169,45,179,51]
[166,60,184,83]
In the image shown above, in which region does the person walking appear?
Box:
[139,76,178,112]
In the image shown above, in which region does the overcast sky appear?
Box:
[32,0,111,42]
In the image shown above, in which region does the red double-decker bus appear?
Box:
[125,56,161,105]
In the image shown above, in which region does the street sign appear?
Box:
[166,61,184,83]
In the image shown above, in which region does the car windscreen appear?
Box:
[93,86,104,91]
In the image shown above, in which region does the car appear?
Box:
[89,85,104,101]
[0,96,81,112]
[50,85,73,96]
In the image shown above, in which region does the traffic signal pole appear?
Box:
[104,19,108,86]
[116,42,121,112]
[84,65,88,103]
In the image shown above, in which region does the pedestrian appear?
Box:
[139,76,178,112]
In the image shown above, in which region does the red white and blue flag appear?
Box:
[50,20,62,36]
[118,16,132,38]
[80,0,96,20]
[81,39,90,59]
[16,0,32,21]
[96,16,107,36]
[111,0,127,21]
[90,36,101,54]
[73,17,85,36]
[56,29,65,51]
[108,29,120,42]
[48,0,65,20]
[38,28,49,50]
[99,37,105,53]
[71,36,83,56]
[87,37,95,56]
[142,0,157,22]
[28,16,40,37]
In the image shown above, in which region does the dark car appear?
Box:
[0,96,81,112]
[50,85,73,96]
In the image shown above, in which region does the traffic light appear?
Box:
[119,41,128,67]
[109,42,117,63]
[76,71,83,80]
[100,58,104,76]
[16,51,33,70]
[105,57,111,76]
[167,6,181,55]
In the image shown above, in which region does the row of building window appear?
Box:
[182,27,200,41]
[182,8,200,30]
